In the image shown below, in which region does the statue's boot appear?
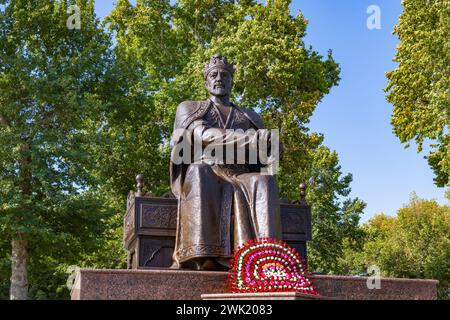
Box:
[216,258,230,269]
[191,258,207,271]
[201,258,229,271]
[170,258,207,270]
[201,259,217,271]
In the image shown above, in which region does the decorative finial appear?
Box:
[136,174,144,196]
[299,183,307,205]
[203,54,235,79]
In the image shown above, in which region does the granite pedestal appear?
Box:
[71,268,438,300]
[201,292,332,300]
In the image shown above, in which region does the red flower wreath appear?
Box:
[227,238,318,295]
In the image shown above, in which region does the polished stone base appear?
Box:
[202,292,332,300]
[71,268,438,300]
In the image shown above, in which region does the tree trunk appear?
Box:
[10,238,28,300]
[10,141,32,300]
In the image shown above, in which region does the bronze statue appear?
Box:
[170,55,282,271]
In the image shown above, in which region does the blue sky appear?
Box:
[94,1,448,222]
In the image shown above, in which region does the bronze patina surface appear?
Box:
[170,55,282,270]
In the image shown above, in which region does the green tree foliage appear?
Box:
[107,0,365,273]
[0,0,119,299]
[339,196,450,299]
[0,0,367,299]
[306,148,366,273]
[385,0,450,187]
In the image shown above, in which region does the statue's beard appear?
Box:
[209,86,230,97]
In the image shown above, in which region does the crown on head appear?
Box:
[203,55,235,79]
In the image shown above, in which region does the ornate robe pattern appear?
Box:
[170,100,282,266]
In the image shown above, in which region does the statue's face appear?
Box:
[205,67,233,97]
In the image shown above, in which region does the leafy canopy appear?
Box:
[385,0,450,187]
[0,0,367,298]
[0,0,119,299]
[339,195,450,299]
[107,0,364,273]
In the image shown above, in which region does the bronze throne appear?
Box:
[123,175,312,270]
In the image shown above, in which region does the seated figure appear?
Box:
[170,55,282,271]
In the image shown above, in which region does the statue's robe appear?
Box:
[170,99,282,267]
